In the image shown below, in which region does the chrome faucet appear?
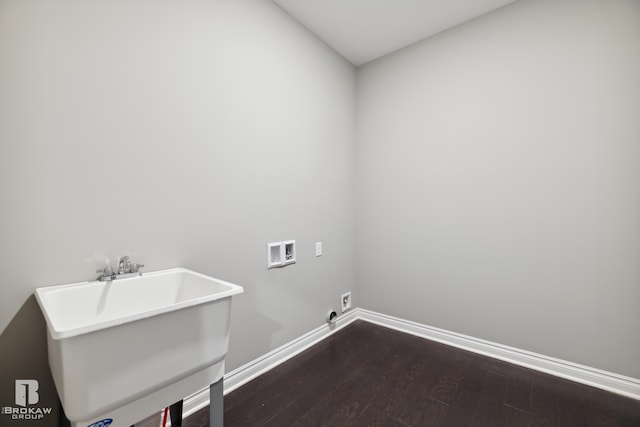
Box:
[97,256,144,281]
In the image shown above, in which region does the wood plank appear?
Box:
[429,352,467,405]
[555,378,590,427]
[602,391,640,426]
[504,369,533,412]
[352,350,429,424]
[469,371,509,427]
[504,405,532,427]
[581,383,625,427]
[439,380,482,427]
[287,366,384,426]
[527,373,558,427]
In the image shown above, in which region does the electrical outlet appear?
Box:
[341,291,352,313]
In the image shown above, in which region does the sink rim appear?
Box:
[35,267,244,340]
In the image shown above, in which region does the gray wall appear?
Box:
[0,0,355,420]
[356,0,640,378]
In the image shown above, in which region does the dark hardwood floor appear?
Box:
[183,321,640,426]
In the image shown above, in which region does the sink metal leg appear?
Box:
[169,400,183,427]
[209,378,223,427]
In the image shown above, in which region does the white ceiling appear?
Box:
[272,0,517,66]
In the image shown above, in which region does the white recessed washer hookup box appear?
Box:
[267,240,296,269]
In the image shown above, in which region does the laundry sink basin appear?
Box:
[35,267,243,427]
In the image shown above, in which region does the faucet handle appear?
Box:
[97,265,114,280]
[133,263,145,273]
[97,265,113,274]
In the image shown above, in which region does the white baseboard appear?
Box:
[182,308,359,418]
[358,308,640,401]
[182,307,640,419]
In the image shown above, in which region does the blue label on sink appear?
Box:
[87,419,112,427]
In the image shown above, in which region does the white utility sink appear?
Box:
[35,267,243,427]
